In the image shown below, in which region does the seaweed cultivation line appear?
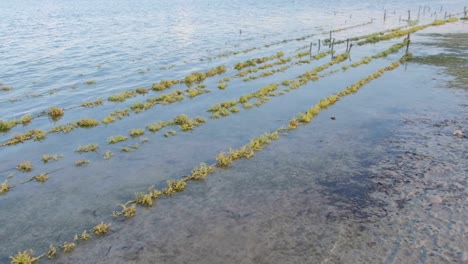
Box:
[2,18,455,140]
[13,53,412,263]
[112,53,412,228]
[0,35,431,178]
[0,66,225,134]
[0,21,372,120]
[10,222,111,263]
[356,17,458,45]
[0,168,62,195]
[198,20,374,62]
[0,17,458,184]
[207,37,414,119]
[1,20,373,112]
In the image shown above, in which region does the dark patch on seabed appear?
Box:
[317,169,389,222]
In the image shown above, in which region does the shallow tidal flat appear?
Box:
[1,1,467,263]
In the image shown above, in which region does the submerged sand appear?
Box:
[43,33,467,264]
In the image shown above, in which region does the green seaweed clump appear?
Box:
[1,181,10,193]
[10,250,41,264]
[1,86,12,91]
[108,91,136,102]
[76,144,99,153]
[152,79,179,91]
[102,115,116,124]
[134,192,154,207]
[33,173,49,182]
[76,118,100,128]
[107,135,128,144]
[147,121,171,133]
[61,242,76,253]
[20,115,32,125]
[75,160,90,167]
[46,245,57,259]
[164,130,177,137]
[81,99,103,107]
[80,230,91,241]
[2,129,47,146]
[16,161,33,172]
[93,222,111,236]
[50,123,77,134]
[48,107,64,121]
[129,128,145,137]
[112,202,137,219]
[42,154,63,163]
[162,180,186,195]
[185,162,215,181]
[0,119,17,132]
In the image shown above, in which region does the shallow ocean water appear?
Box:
[0,0,467,263]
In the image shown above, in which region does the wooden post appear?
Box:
[309,42,313,58]
[318,39,321,52]
[346,38,350,52]
[408,10,411,21]
[384,10,387,21]
[329,31,332,48]
[331,38,335,54]
[405,34,411,55]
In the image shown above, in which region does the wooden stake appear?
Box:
[309,42,313,58]
[405,34,411,55]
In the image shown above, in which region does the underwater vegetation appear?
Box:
[107,135,128,144]
[76,144,99,153]
[357,18,458,45]
[129,128,145,137]
[81,99,103,108]
[6,10,465,261]
[10,250,41,264]
[47,107,64,121]
[74,160,90,167]
[92,222,111,236]
[146,114,205,135]
[60,242,75,253]
[234,52,284,70]
[1,129,46,146]
[0,86,13,91]
[76,119,100,128]
[16,161,33,173]
[41,155,63,163]
[1,181,10,193]
[164,130,177,137]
